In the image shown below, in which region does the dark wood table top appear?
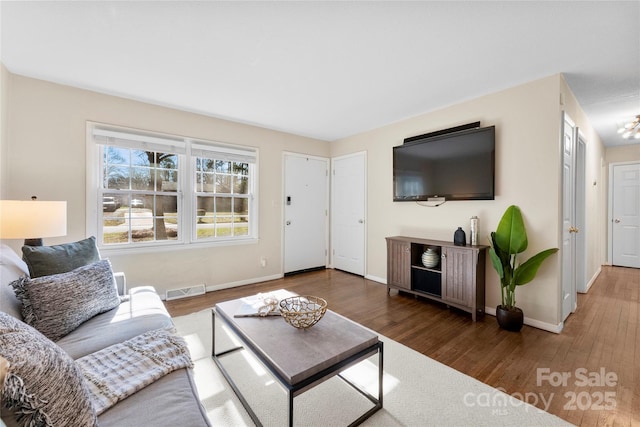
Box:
[214,289,379,385]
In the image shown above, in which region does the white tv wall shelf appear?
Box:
[385,236,487,321]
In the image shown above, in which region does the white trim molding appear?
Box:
[580,266,602,294]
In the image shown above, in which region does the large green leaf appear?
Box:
[489,247,504,279]
[495,205,528,255]
[513,248,559,285]
[490,232,509,266]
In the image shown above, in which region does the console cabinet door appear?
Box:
[442,246,475,307]
[387,239,411,289]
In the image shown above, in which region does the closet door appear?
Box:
[331,152,366,276]
[561,113,578,320]
[610,162,640,268]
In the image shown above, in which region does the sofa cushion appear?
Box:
[77,327,194,415]
[0,312,98,427]
[56,286,174,359]
[11,259,121,341]
[0,245,29,320]
[21,236,100,278]
[97,368,210,427]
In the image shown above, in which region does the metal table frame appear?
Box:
[211,308,383,427]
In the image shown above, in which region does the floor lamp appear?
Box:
[0,198,67,246]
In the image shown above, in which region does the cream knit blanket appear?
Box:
[77,328,193,415]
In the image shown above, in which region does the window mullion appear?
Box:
[91,122,256,248]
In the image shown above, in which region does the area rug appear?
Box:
[172,309,571,426]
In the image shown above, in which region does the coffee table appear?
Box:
[212,292,383,427]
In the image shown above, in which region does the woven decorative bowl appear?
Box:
[279,296,328,329]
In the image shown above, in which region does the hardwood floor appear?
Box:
[165,265,640,426]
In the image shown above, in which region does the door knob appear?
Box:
[286,220,291,225]
[358,219,364,224]
[614,219,621,223]
[569,226,579,233]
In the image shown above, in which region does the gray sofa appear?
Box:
[0,243,211,427]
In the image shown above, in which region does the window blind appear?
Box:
[91,125,257,163]
[92,127,187,155]
[191,142,257,164]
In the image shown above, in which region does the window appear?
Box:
[89,123,257,249]
[192,143,254,240]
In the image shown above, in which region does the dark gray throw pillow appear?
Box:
[0,312,98,426]
[21,236,100,278]
[11,259,121,341]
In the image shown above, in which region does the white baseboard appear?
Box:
[365,274,386,284]
[170,271,562,334]
[160,274,285,300]
[203,274,284,294]
[369,275,564,333]
[484,306,563,334]
[580,266,602,294]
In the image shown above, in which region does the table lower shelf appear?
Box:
[212,308,383,427]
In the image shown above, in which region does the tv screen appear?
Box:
[393,126,495,201]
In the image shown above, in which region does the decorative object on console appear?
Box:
[489,205,559,332]
[279,295,327,329]
[453,227,466,246]
[421,247,440,268]
[470,216,478,246]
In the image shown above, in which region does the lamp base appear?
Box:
[23,238,43,246]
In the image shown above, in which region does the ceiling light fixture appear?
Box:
[617,115,640,140]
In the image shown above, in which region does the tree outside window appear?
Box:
[92,123,257,248]
[102,146,179,244]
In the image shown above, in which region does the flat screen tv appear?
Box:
[393,125,495,201]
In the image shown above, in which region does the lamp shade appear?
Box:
[0,200,67,239]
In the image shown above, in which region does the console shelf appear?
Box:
[385,236,487,321]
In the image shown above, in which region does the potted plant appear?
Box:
[489,205,558,331]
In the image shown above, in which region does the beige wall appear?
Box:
[3,72,329,293]
[605,144,640,164]
[558,76,608,284]
[0,64,9,199]
[331,74,607,329]
[2,69,610,330]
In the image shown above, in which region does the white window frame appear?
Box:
[86,122,259,253]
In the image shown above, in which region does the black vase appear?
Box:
[453,227,466,246]
[496,305,524,332]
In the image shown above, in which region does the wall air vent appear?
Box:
[166,284,206,301]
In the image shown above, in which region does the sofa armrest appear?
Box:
[113,272,126,296]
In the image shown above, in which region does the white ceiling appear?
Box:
[1,1,639,146]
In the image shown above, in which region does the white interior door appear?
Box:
[561,113,577,320]
[331,152,366,276]
[575,134,587,292]
[610,162,640,268]
[283,153,329,274]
